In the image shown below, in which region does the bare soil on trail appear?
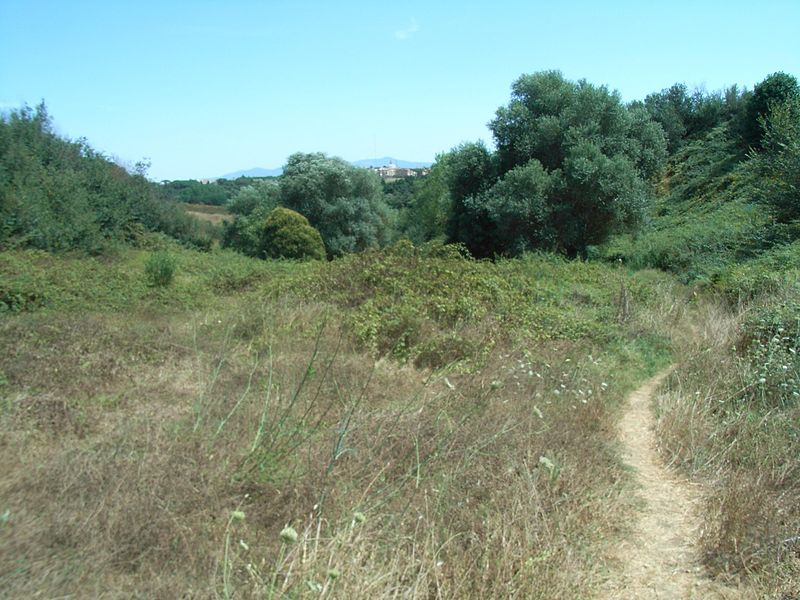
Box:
[599,371,751,599]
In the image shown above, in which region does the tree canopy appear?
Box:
[222,152,393,258]
[743,72,799,150]
[280,153,392,256]
[446,70,667,257]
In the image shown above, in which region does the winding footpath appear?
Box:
[600,371,751,599]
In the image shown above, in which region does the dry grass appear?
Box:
[0,287,658,598]
[0,247,689,598]
[653,299,800,598]
[182,203,232,226]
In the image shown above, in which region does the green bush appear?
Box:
[145,251,176,287]
[259,207,326,261]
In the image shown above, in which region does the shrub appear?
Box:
[259,207,326,261]
[144,251,176,287]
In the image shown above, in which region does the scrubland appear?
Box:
[2,241,682,598]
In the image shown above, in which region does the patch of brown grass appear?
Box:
[653,299,800,597]
[0,291,647,598]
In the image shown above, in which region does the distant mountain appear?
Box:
[216,157,433,180]
[217,167,283,180]
[351,157,433,169]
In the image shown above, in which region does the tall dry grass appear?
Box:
[0,286,662,598]
[653,298,800,598]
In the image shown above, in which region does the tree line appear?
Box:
[1,70,797,260]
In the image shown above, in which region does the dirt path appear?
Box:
[599,371,748,599]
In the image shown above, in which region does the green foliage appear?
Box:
[746,94,800,223]
[0,103,213,253]
[144,251,176,287]
[396,162,450,244]
[740,294,800,410]
[597,123,791,282]
[226,180,280,216]
[446,71,666,258]
[641,83,747,153]
[490,71,666,178]
[0,245,320,315]
[286,244,674,366]
[743,71,799,150]
[479,160,559,255]
[160,179,228,205]
[259,207,326,261]
[443,142,498,257]
[382,177,416,209]
[714,240,800,302]
[221,181,282,256]
[280,153,392,256]
[223,153,394,258]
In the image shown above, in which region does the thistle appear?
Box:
[280,526,298,543]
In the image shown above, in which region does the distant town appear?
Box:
[367,162,431,180]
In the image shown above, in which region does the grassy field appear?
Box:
[1,242,685,598]
[182,203,233,226]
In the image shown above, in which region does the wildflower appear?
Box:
[759,377,767,384]
[280,526,298,543]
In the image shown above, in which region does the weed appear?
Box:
[144,251,176,287]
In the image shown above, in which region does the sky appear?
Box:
[2,1,798,181]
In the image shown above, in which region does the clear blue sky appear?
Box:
[2,1,798,181]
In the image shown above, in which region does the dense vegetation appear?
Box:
[161,175,276,206]
[448,71,666,258]
[0,104,216,253]
[259,207,326,261]
[223,153,392,258]
[597,71,800,596]
[1,69,799,598]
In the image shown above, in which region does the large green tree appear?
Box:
[221,180,281,256]
[280,152,393,256]
[397,161,450,244]
[443,142,498,257]
[743,72,800,150]
[447,71,666,257]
